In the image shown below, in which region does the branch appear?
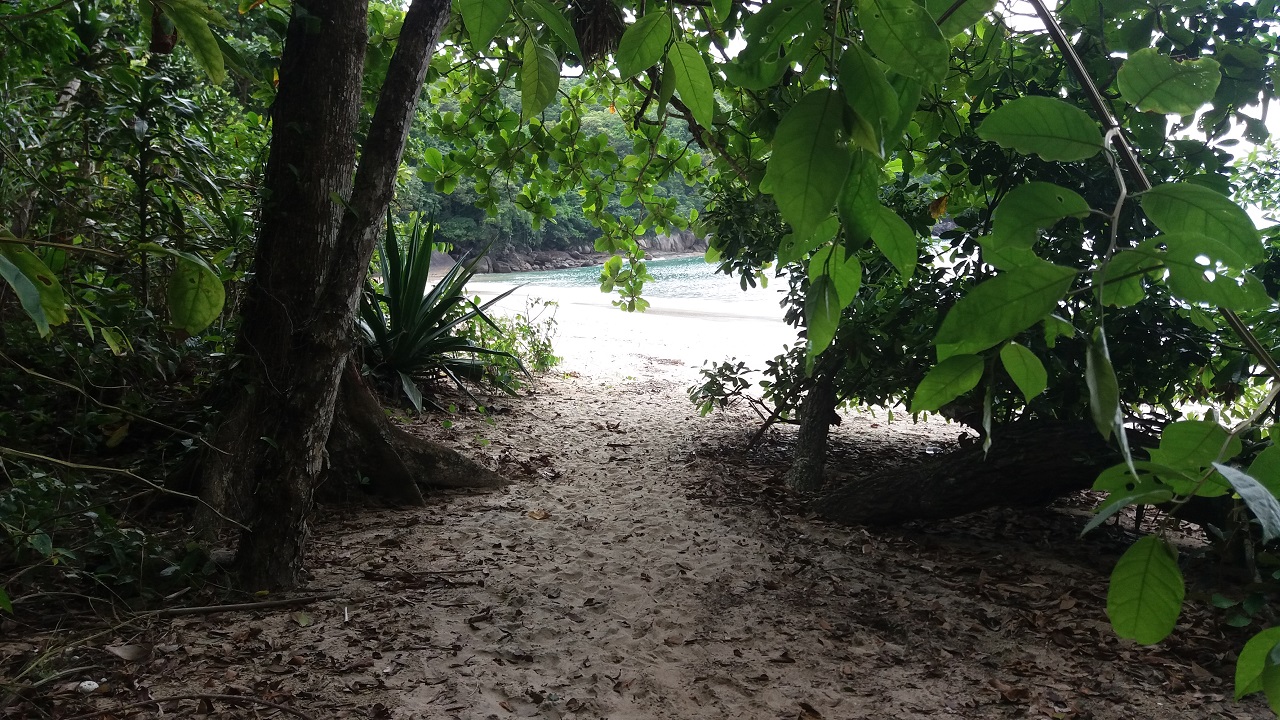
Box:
[150,591,344,617]
[0,0,77,23]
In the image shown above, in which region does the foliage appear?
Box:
[358,214,523,412]
[456,296,562,389]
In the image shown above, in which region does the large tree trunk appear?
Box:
[815,421,1120,525]
[784,372,837,493]
[197,0,454,590]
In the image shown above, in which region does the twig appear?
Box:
[149,592,344,617]
[60,693,317,720]
[0,445,247,531]
[0,236,119,257]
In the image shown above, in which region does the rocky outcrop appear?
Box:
[460,231,707,275]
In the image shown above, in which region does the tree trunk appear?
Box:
[197,0,455,590]
[815,421,1119,525]
[325,361,505,503]
[785,371,837,493]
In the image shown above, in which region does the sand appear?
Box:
[22,284,1270,719]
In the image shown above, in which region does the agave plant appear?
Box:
[358,213,523,412]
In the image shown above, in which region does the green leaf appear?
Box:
[522,0,582,60]
[977,96,1104,161]
[1142,183,1263,266]
[764,90,853,244]
[910,354,985,413]
[1106,535,1185,645]
[1147,420,1240,471]
[1237,627,1280,699]
[28,532,53,558]
[809,245,862,305]
[740,0,825,64]
[667,42,715,127]
[777,215,839,266]
[1117,48,1221,116]
[712,0,732,23]
[1096,249,1159,307]
[935,260,1076,360]
[1086,331,1120,441]
[981,182,1090,269]
[167,255,226,334]
[0,586,10,614]
[457,0,510,52]
[1249,445,1280,498]
[1159,234,1271,311]
[999,342,1047,401]
[838,150,884,239]
[0,233,67,336]
[1082,487,1174,536]
[857,0,949,84]
[1214,463,1280,543]
[521,41,560,122]
[865,205,917,280]
[1043,314,1074,348]
[721,57,787,91]
[838,44,899,155]
[399,370,424,414]
[924,0,997,37]
[616,11,671,78]
[805,274,843,358]
[159,0,226,83]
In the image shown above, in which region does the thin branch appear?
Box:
[150,591,344,617]
[0,236,119,258]
[0,0,77,23]
[0,445,248,531]
[60,694,317,720]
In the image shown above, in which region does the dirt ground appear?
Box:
[6,359,1274,719]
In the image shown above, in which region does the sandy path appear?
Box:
[36,289,1268,719]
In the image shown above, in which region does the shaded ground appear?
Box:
[4,365,1270,719]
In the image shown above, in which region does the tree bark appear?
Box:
[197,0,456,590]
[814,421,1120,525]
[325,361,505,503]
[784,371,837,493]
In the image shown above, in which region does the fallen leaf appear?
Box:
[105,644,149,662]
[662,635,685,646]
[527,509,550,520]
[799,701,824,718]
[291,611,314,627]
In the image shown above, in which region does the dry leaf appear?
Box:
[291,611,314,627]
[105,644,149,662]
[527,509,550,520]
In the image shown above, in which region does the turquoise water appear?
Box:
[476,255,776,303]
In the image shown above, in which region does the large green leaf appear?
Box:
[857,0,949,84]
[740,0,825,64]
[910,354,984,413]
[1086,331,1120,440]
[1249,445,1280,498]
[0,253,51,336]
[616,12,671,78]
[865,205,917,280]
[1148,419,1240,471]
[722,57,787,91]
[1237,627,1280,700]
[1106,535,1185,645]
[1158,233,1271,311]
[0,233,67,335]
[1141,183,1263,266]
[837,150,884,240]
[977,96,1104,161]
[1214,463,1280,543]
[457,0,510,52]
[1095,248,1159,307]
[838,44,899,155]
[764,90,853,244]
[522,0,582,60]
[167,255,226,334]
[1117,48,1221,116]
[777,215,839,266]
[805,274,843,358]
[667,41,715,127]
[999,342,1047,401]
[159,0,227,83]
[809,245,862,305]
[981,182,1090,268]
[521,41,560,122]
[935,260,1077,360]
[924,0,998,37]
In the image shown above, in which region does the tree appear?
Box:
[193,0,495,590]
